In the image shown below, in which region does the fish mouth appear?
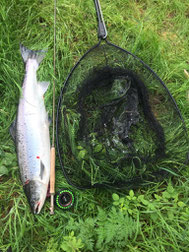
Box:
[33,202,42,214]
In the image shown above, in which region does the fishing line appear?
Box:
[50,0,57,215]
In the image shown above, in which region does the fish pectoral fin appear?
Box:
[47,111,52,126]
[48,116,52,126]
[9,119,17,142]
[38,81,50,95]
[40,160,46,180]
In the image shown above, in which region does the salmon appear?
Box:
[10,45,50,214]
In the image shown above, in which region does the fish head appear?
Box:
[24,180,47,214]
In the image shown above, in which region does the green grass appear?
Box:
[0,0,189,251]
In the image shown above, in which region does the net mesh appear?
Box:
[57,41,189,189]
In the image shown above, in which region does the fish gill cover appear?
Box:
[56,42,189,189]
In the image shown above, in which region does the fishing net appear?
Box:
[56,1,189,189]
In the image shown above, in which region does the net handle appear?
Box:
[94,0,107,39]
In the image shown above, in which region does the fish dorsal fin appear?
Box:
[38,81,50,95]
[20,44,47,64]
[9,119,17,142]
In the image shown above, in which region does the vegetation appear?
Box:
[0,0,189,251]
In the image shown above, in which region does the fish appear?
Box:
[10,45,50,214]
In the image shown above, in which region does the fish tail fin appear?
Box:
[20,44,47,65]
